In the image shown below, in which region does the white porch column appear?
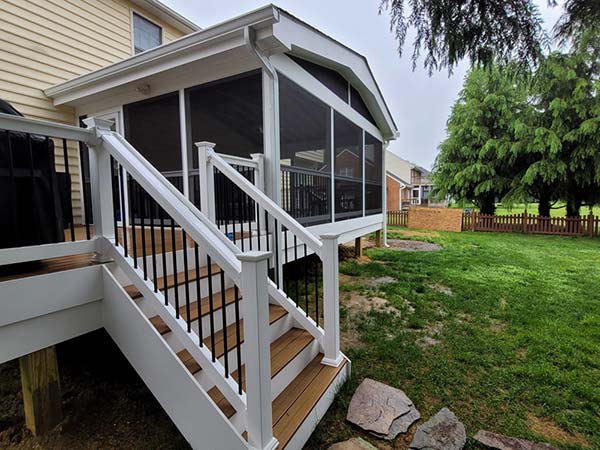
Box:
[196,142,216,223]
[178,89,190,199]
[238,250,278,450]
[83,117,115,261]
[320,234,344,367]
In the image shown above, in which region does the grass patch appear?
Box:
[307,229,600,449]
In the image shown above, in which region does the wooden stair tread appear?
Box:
[173,304,287,374]
[181,287,239,323]
[0,253,97,283]
[272,355,347,449]
[124,263,220,299]
[207,328,315,419]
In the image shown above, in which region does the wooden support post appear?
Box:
[375,230,383,248]
[19,346,62,436]
[354,236,363,258]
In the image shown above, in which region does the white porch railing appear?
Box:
[0,113,343,450]
[196,143,342,367]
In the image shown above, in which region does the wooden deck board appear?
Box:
[0,253,97,282]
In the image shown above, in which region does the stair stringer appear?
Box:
[101,266,249,450]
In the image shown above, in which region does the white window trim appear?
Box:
[130,9,164,56]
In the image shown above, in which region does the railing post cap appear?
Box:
[237,250,272,262]
[320,233,342,241]
[195,141,216,149]
[82,117,114,131]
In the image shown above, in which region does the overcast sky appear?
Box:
[163,0,563,169]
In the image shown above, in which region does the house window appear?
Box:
[133,12,162,54]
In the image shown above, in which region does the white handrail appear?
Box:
[0,113,94,143]
[98,131,243,283]
[207,149,324,256]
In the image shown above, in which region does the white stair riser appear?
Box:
[271,339,319,400]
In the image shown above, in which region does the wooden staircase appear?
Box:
[117,260,348,449]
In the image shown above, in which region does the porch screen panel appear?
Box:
[187,71,263,167]
[334,112,363,220]
[123,92,182,191]
[279,75,331,225]
[365,132,383,214]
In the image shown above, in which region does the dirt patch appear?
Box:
[527,414,590,448]
[489,321,507,333]
[416,322,444,349]
[387,239,442,252]
[366,276,396,288]
[344,293,400,317]
[429,283,453,296]
[390,229,441,239]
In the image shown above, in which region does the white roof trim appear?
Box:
[45,5,279,101]
[45,4,397,138]
[132,0,200,34]
[386,171,411,187]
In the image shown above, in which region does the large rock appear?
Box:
[347,378,417,436]
[409,408,466,450]
[386,406,421,439]
[474,430,559,450]
[327,437,379,450]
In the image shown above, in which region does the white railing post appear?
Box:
[251,153,267,238]
[196,141,216,223]
[320,234,344,367]
[83,117,115,261]
[238,250,278,450]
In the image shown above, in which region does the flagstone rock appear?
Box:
[385,406,421,439]
[347,378,413,435]
[327,437,379,450]
[474,430,559,450]
[409,408,466,450]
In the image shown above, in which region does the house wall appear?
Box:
[0,0,188,222]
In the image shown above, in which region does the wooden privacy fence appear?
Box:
[387,210,408,227]
[462,212,600,237]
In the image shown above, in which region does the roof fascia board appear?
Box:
[271,53,384,141]
[386,170,411,187]
[272,11,397,136]
[131,0,201,33]
[46,5,279,104]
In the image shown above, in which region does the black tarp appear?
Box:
[0,100,65,249]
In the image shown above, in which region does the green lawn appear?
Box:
[307,228,600,449]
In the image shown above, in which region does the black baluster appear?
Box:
[110,157,118,246]
[62,138,75,241]
[315,260,320,327]
[304,243,309,317]
[150,199,158,292]
[78,141,92,240]
[274,219,280,288]
[233,285,243,394]
[5,131,18,239]
[139,186,148,279]
[294,235,299,306]
[182,231,191,333]
[171,219,179,317]
[160,207,169,306]
[194,242,203,345]
[119,165,128,257]
[220,269,229,378]
[128,176,138,268]
[206,255,217,361]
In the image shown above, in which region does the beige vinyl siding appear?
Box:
[0,0,188,223]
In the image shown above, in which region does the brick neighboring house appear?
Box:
[386,150,445,210]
